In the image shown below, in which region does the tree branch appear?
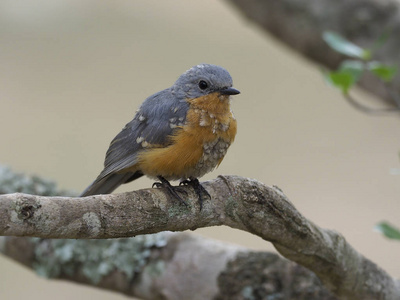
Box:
[1,175,399,299]
[226,0,400,107]
[1,233,336,300]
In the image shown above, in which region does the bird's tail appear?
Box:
[80,171,143,197]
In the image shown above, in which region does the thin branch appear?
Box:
[1,175,399,299]
[343,92,400,115]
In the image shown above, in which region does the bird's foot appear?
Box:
[153,176,188,207]
[180,178,210,210]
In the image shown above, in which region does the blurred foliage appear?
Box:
[375,222,400,241]
[322,33,399,239]
[323,31,371,60]
[322,31,397,94]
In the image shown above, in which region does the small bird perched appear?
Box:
[81,64,240,208]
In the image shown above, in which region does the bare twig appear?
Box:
[344,93,400,115]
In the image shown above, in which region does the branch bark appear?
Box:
[226,0,400,106]
[1,175,399,299]
[1,233,336,300]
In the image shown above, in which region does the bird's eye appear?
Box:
[198,80,208,90]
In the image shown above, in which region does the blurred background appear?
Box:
[1,0,399,299]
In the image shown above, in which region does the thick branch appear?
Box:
[1,233,336,300]
[226,0,400,106]
[1,175,399,299]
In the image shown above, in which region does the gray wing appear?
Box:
[102,89,189,176]
[80,89,189,196]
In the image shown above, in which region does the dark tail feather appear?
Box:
[80,171,143,197]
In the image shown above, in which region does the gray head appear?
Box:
[172,64,240,99]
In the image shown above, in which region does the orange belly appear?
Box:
[136,92,237,180]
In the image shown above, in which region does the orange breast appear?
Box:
[136,92,237,180]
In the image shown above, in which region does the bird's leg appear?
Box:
[153,176,188,206]
[180,177,210,210]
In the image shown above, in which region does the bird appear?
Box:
[80,64,240,208]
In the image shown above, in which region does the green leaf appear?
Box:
[324,71,353,93]
[367,61,397,82]
[323,60,365,93]
[323,31,371,60]
[375,221,400,240]
[324,68,361,94]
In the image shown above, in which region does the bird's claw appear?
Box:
[179,178,210,210]
[153,176,188,206]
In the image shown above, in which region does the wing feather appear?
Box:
[92,89,189,183]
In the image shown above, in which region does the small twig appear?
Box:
[385,82,400,108]
[343,92,400,115]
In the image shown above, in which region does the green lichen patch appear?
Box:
[31,233,168,284]
[0,165,73,196]
[224,196,239,222]
[82,212,101,237]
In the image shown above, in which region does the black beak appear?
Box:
[220,87,240,95]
